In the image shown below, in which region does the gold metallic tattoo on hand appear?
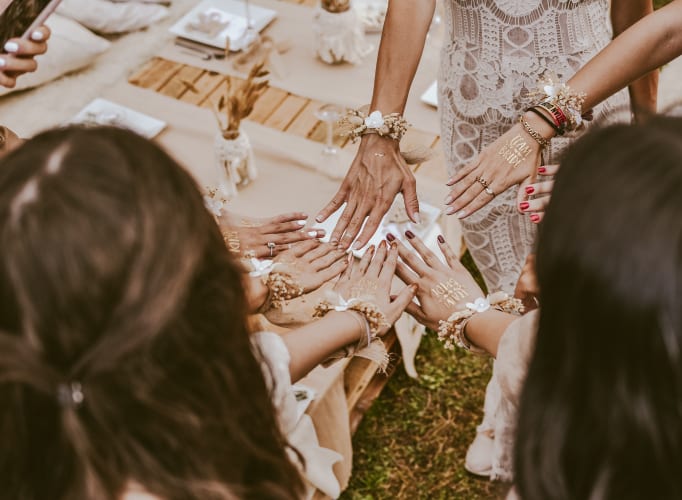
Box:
[498,134,533,168]
[431,278,469,307]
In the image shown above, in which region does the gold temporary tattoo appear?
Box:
[350,278,379,299]
[498,134,533,168]
[431,278,469,307]
[223,231,241,254]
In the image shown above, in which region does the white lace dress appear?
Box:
[438,0,630,293]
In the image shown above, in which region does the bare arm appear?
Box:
[316,0,436,250]
[611,0,658,119]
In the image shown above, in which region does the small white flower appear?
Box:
[249,259,274,277]
[364,111,385,129]
[466,297,491,313]
[543,84,557,97]
[204,196,225,217]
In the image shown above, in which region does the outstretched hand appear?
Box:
[517,163,559,224]
[390,232,484,331]
[444,121,542,219]
[0,26,51,89]
[316,134,420,251]
[333,240,417,337]
[273,240,348,294]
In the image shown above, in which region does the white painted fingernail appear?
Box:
[413,212,422,225]
[0,58,5,67]
[457,210,467,219]
[4,42,18,53]
[445,206,456,215]
[307,231,318,237]
[315,214,324,223]
[31,31,44,41]
[352,241,363,250]
[444,195,453,205]
[296,220,306,227]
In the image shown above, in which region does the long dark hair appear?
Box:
[514,116,682,499]
[0,126,304,499]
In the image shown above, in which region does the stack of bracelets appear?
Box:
[525,73,588,137]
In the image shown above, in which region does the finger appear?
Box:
[266,212,309,225]
[305,241,336,262]
[395,238,430,277]
[528,211,544,224]
[0,71,16,88]
[451,186,497,219]
[288,239,320,258]
[311,248,347,272]
[316,183,349,223]
[446,159,478,187]
[331,200,357,246]
[0,55,37,74]
[353,197,392,250]
[269,230,319,245]
[352,245,375,279]
[517,176,533,211]
[379,241,399,283]
[28,26,51,43]
[445,176,485,217]
[519,195,551,215]
[404,231,446,271]
[339,253,354,281]
[3,36,48,57]
[537,164,560,177]
[315,258,349,285]
[395,261,419,286]
[340,200,372,250]
[366,241,387,278]
[526,179,554,196]
[402,174,421,224]
[386,285,419,323]
[404,300,427,323]
[261,219,308,235]
[436,234,460,270]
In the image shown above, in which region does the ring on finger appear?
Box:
[267,241,276,257]
[475,176,490,189]
[484,186,496,197]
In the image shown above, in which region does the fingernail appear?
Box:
[457,210,467,219]
[446,178,454,186]
[297,220,306,227]
[317,229,326,237]
[413,212,422,225]
[31,31,44,41]
[519,202,530,211]
[444,195,453,205]
[530,214,540,223]
[445,206,456,215]
[0,58,5,67]
[307,231,318,237]
[405,230,415,239]
[525,186,535,195]
[391,242,397,250]
[538,166,546,174]
[315,214,324,223]
[4,42,18,53]
[331,238,338,245]
[437,235,445,244]
[353,241,364,250]
[410,284,418,292]
[386,232,395,242]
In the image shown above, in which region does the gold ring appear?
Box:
[475,176,490,189]
[484,187,496,197]
[267,241,276,257]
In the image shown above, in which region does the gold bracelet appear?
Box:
[519,116,550,148]
[531,72,587,131]
[437,292,524,353]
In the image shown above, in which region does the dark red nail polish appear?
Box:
[525,186,535,195]
[530,214,540,223]
[519,201,530,210]
[538,166,546,174]
[405,230,415,239]
[386,232,395,242]
[437,235,445,244]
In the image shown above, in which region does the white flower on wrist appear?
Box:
[204,195,226,217]
[364,111,385,129]
[466,297,491,313]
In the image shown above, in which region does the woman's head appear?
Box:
[0,126,302,499]
[515,116,682,499]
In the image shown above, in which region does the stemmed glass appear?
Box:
[232,0,263,71]
[314,104,344,155]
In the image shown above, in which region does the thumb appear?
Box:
[387,284,418,321]
[402,176,421,225]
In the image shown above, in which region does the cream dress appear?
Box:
[438,0,630,293]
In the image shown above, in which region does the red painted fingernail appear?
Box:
[519,201,530,210]
[538,166,546,174]
[525,186,535,195]
[405,230,415,239]
[530,214,540,223]
[437,235,445,244]
[386,232,395,242]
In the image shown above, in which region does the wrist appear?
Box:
[327,310,367,347]
[522,111,556,140]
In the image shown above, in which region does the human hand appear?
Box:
[444,115,550,218]
[517,163,559,224]
[333,240,417,337]
[0,26,50,88]
[389,231,484,331]
[273,240,348,294]
[220,211,325,259]
[316,134,420,251]
[513,253,539,312]
[0,126,24,158]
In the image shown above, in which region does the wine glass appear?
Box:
[314,104,344,155]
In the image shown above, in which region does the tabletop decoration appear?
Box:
[211,62,269,199]
[313,0,372,65]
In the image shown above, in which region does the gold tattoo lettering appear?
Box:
[498,134,533,168]
[431,278,469,307]
[224,231,241,254]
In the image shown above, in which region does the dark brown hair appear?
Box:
[0,126,304,499]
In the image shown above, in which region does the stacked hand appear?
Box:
[517,164,559,224]
[0,26,51,88]
[389,232,484,331]
[316,135,420,250]
[220,211,326,258]
[273,240,348,294]
[332,240,417,337]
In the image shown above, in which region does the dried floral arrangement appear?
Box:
[321,0,351,13]
[212,62,270,140]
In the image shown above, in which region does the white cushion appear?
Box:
[57,0,169,34]
[0,14,110,97]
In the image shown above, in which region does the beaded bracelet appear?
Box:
[532,73,587,131]
[437,292,524,353]
[341,109,409,143]
[263,271,305,310]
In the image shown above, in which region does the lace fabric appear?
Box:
[438,0,630,292]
